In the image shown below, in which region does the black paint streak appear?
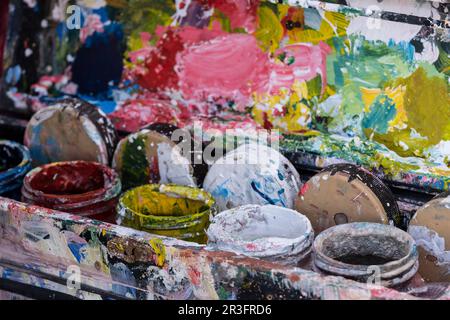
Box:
[0,277,79,300]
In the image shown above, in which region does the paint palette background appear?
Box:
[0,1,449,209]
[0,0,450,300]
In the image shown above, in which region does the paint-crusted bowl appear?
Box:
[0,140,31,198]
[313,222,419,288]
[21,161,121,223]
[117,184,216,244]
[206,204,314,265]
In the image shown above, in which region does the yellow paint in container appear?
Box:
[117,184,216,243]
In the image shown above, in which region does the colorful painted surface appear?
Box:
[1,0,449,192]
[3,197,449,300]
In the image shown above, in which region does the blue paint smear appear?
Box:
[211,179,231,199]
[388,39,415,62]
[77,94,117,114]
[68,243,86,263]
[110,263,137,299]
[29,125,52,165]
[362,94,397,134]
[250,180,286,207]
[277,170,285,181]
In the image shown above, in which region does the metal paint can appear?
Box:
[24,98,118,167]
[313,222,418,288]
[296,163,403,233]
[21,160,121,223]
[408,191,450,283]
[0,140,31,198]
[206,204,314,265]
[203,143,301,212]
[117,184,216,243]
[113,123,207,191]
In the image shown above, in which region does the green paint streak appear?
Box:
[121,135,150,191]
[433,42,450,77]
[368,66,450,158]
[325,36,415,137]
[281,133,420,177]
[399,67,450,145]
[119,0,174,47]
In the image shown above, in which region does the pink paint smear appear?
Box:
[126,25,330,115]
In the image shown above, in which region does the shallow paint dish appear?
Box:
[313,222,418,288]
[0,140,31,197]
[117,184,216,243]
[207,204,314,265]
[21,160,121,223]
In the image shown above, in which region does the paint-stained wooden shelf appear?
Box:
[1,197,449,300]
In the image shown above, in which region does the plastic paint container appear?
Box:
[0,140,31,198]
[113,123,207,191]
[117,184,216,243]
[203,143,301,212]
[24,98,118,167]
[296,163,403,233]
[313,222,418,288]
[21,161,121,223]
[207,204,314,265]
[408,191,450,283]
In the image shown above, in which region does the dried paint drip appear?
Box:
[313,222,418,288]
[117,184,216,244]
[0,140,31,198]
[408,192,450,283]
[21,161,121,223]
[203,143,301,212]
[295,163,403,234]
[206,204,313,265]
[24,98,118,167]
[113,124,205,191]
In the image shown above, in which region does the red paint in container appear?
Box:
[21,161,121,223]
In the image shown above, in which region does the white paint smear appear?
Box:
[157,142,196,187]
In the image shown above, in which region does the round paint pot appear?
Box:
[113,123,207,191]
[313,222,418,288]
[203,143,301,212]
[206,204,314,265]
[21,161,121,223]
[0,140,31,198]
[295,163,402,234]
[408,191,450,282]
[24,98,118,167]
[117,184,216,243]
